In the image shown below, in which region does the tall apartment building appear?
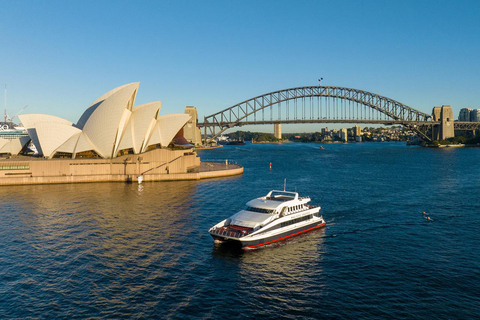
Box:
[470,109,480,122]
[458,108,480,122]
[340,128,348,142]
[353,125,361,137]
[458,108,472,121]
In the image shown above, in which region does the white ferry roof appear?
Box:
[246,190,309,210]
[230,210,272,228]
[246,198,281,210]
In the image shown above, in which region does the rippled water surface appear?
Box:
[1,142,479,319]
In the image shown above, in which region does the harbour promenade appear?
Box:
[0,148,243,186]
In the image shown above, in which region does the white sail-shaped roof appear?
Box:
[132,102,161,153]
[149,114,191,147]
[76,83,138,130]
[115,118,134,152]
[0,136,30,155]
[55,132,81,154]
[18,114,75,157]
[18,83,192,159]
[54,131,97,157]
[140,115,160,153]
[34,122,81,158]
[80,82,139,158]
[116,102,161,153]
[0,138,8,152]
[74,132,97,155]
[19,114,73,129]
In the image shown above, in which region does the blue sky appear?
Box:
[1,0,479,132]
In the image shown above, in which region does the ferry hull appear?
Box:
[210,220,325,249]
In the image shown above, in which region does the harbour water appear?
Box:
[1,142,479,319]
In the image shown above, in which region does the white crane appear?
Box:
[4,84,28,127]
[7,105,28,125]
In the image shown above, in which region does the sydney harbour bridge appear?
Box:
[197,86,479,143]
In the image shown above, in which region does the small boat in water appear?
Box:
[208,189,325,249]
[226,140,245,146]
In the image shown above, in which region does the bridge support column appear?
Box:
[274,124,282,140]
[432,105,454,140]
[183,106,203,147]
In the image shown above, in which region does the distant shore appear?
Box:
[425,143,480,148]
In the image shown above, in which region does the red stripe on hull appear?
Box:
[243,222,325,249]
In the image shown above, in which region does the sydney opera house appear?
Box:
[0,83,242,185]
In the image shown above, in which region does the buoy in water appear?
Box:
[269,162,272,169]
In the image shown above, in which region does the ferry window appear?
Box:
[245,206,274,214]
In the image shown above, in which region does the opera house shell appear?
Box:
[18,83,191,159]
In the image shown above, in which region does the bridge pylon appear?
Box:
[432,105,454,140]
[274,124,282,140]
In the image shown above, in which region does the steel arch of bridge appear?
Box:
[199,86,436,142]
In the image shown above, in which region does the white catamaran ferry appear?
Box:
[209,189,325,249]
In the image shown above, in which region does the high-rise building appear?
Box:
[459,108,472,121]
[353,125,361,137]
[470,109,480,122]
[340,128,348,142]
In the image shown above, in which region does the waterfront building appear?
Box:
[18,83,190,159]
[0,83,245,186]
[340,128,348,142]
[353,125,361,137]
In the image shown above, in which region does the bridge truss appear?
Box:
[454,121,480,131]
[199,86,437,142]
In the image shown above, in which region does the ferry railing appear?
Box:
[210,227,247,238]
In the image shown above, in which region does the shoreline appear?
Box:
[0,147,243,186]
[0,161,243,186]
[425,143,480,148]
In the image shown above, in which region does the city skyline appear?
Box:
[1,0,479,132]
